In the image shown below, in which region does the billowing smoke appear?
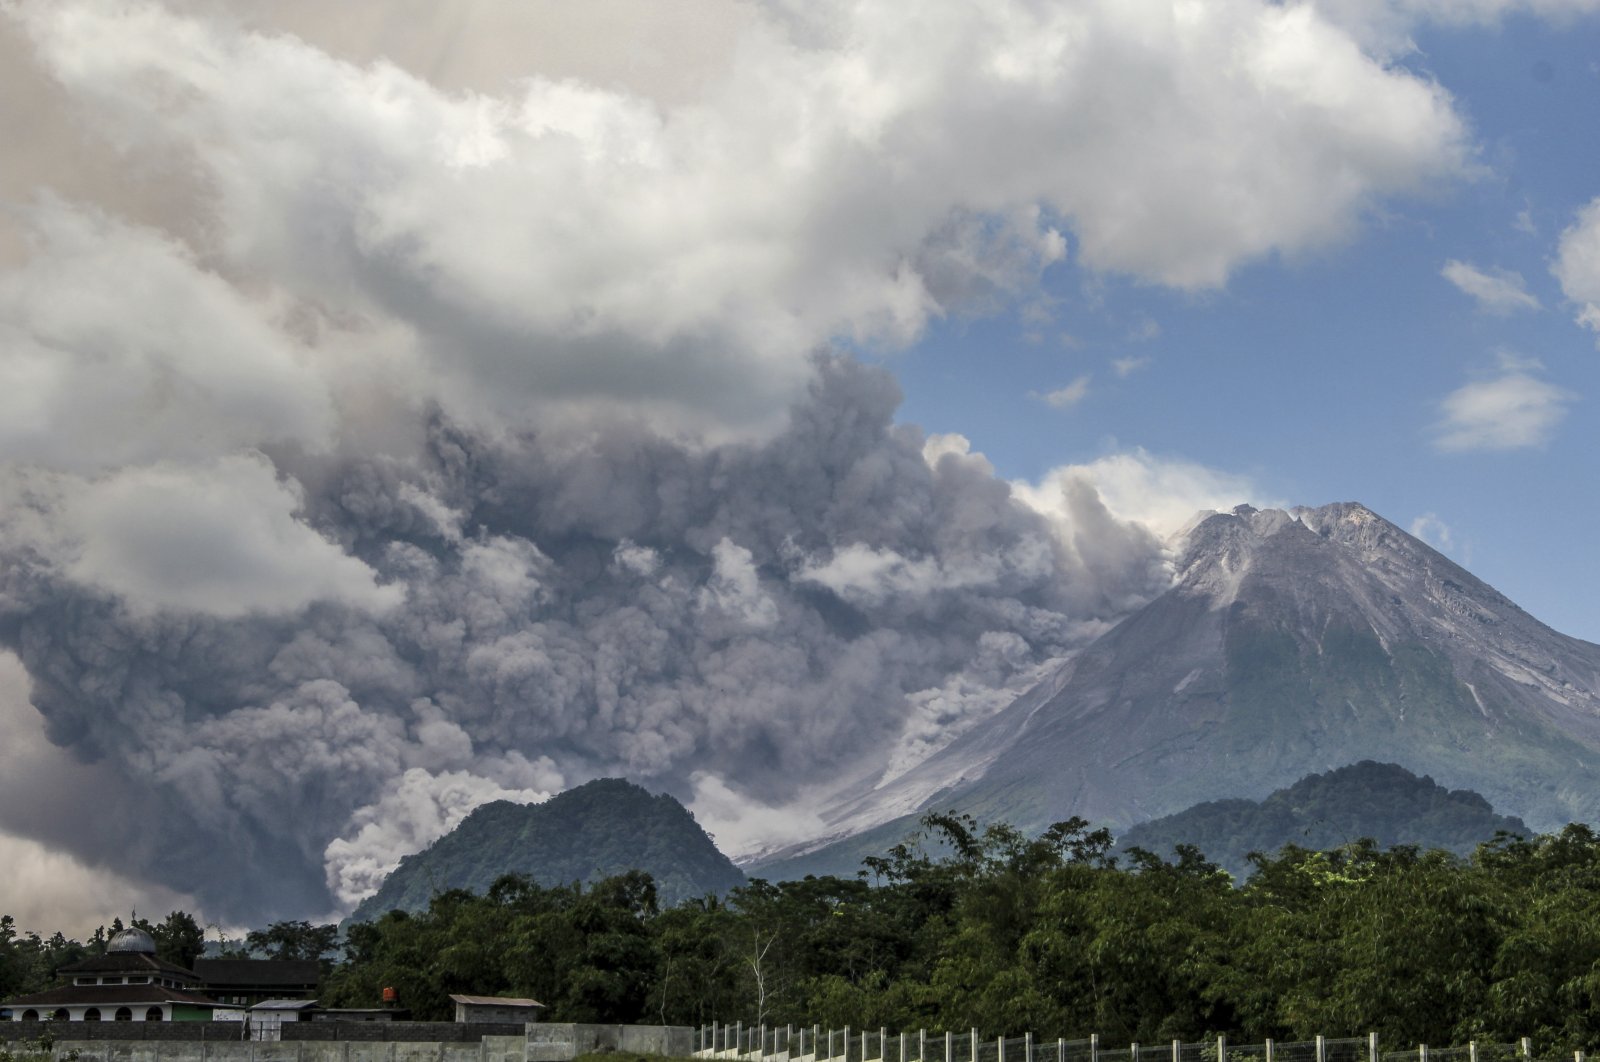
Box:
[0,357,1167,918]
[0,0,1485,921]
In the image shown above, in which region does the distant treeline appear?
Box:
[8,816,1600,1052]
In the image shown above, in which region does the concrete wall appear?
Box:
[0,1021,694,1062]
[0,1024,526,1044]
[526,1023,692,1062]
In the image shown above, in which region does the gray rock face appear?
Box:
[763,502,1600,873]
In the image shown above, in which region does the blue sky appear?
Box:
[890,12,1600,640]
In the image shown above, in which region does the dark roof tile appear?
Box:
[3,985,220,1007]
[191,960,319,988]
[59,953,195,978]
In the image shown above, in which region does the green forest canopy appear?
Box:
[8,816,1600,1054]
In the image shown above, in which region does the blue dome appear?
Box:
[107,927,157,954]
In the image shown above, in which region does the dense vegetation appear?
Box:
[1118,761,1531,880]
[10,816,1600,1053]
[349,779,746,922]
[0,911,207,1001]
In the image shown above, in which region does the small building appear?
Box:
[448,994,544,1024]
[1,928,220,1022]
[193,959,320,1008]
[246,999,318,1041]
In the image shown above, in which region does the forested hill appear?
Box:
[348,778,745,922]
[1118,760,1530,878]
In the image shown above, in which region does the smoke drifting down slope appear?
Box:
[0,358,1171,921]
[0,0,1482,924]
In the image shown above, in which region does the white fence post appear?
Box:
[946,1031,953,1062]
[1172,1040,1180,1062]
[1521,1042,1532,1062]
[972,1030,979,1062]
[1027,1032,1034,1062]
[1369,1034,1378,1062]
[1315,1036,1325,1062]
[1090,1035,1099,1062]
[1217,1036,1226,1062]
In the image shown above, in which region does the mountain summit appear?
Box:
[759,503,1600,876]
[349,778,745,922]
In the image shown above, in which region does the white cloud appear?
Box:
[1112,355,1152,378]
[797,542,1009,606]
[1016,448,1274,540]
[0,199,338,470]
[323,765,558,907]
[922,432,984,468]
[1409,512,1456,553]
[1037,375,1094,409]
[58,455,401,617]
[1555,197,1600,336]
[696,537,780,631]
[1441,259,1541,314]
[687,771,825,860]
[4,0,1471,436]
[1432,358,1575,452]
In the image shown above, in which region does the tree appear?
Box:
[133,911,206,969]
[246,920,341,965]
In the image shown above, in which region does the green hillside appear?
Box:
[348,778,745,922]
[1118,760,1530,879]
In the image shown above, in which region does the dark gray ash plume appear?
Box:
[0,357,1169,921]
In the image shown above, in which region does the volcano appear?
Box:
[756,503,1600,877]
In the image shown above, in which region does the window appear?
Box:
[114,1008,133,1021]
[74,978,93,986]
[22,1010,39,1022]
[52,1010,68,1022]
[146,1008,164,1022]
[84,1009,101,1021]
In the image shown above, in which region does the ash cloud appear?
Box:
[0,358,1168,918]
[0,0,1496,921]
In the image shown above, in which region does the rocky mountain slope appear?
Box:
[349,778,745,921]
[755,503,1600,878]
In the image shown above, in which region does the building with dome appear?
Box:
[0,927,221,1023]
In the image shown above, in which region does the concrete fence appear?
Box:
[0,1020,692,1062]
[693,1026,1591,1062]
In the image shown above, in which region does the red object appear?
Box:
[381,988,397,1004]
